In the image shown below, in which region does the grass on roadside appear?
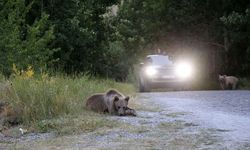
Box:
[0,72,135,134]
[239,77,250,89]
[33,111,119,135]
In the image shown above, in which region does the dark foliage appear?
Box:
[1,0,250,79]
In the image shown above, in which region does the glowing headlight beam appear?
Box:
[175,62,193,79]
[145,66,157,77]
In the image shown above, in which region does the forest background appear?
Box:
[1,0,250,82]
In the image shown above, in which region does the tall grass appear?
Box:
[0,74,135,126]
[239,78,250,89]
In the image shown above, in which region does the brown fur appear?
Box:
[0,101,22,125]
[86,89,136,116]
[86,94,108,113]
[106,89,121,96]
[219,75,239,90]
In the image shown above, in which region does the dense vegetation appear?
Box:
[0,70,135,133]
[1,0,250,80]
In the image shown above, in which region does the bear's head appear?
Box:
[113,96,129,116]
[218,75,226,83]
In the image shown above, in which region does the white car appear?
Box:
[138,55,194,92]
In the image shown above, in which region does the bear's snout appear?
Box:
[118,108,125,116]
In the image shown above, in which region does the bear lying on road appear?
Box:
[86,89,137,116]
[218,75,239,90]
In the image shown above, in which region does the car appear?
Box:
[138,54,194,92]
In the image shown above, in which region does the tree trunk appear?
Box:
[223,27,230,73]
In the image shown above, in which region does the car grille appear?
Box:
[149,68,176,82]
[157,67,175,75]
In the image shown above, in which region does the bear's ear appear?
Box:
[114,96,119,102]
[125,96,129,102]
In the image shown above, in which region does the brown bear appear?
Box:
[218,75,239,90]
[0,101,22,125]
[86,89,137,116]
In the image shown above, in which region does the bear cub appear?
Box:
[86,89,137,116]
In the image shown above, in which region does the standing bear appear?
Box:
[86,89,137,116]
[218,75,239,90]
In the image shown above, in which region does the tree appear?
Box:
[0,0,55,75]
[29,0,117,75]
[221,9,250,75]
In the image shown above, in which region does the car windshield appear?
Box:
[147,55,173,66]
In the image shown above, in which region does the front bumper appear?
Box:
[145,76,190,88]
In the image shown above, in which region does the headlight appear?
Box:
[145,66,157,77]
[175,62,193,79]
